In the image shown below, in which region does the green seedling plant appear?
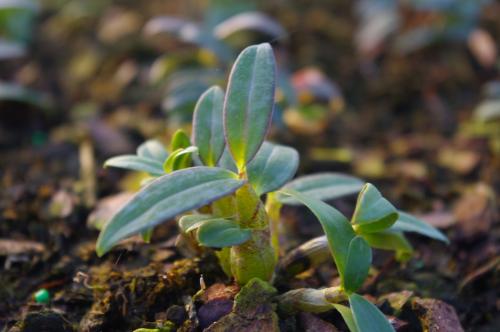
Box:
[97,43,448,332]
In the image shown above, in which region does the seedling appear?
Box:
[98,43,447,332]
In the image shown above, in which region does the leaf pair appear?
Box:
[193,43,278,173]
[280,182,448,294]
[193,45,297,195]
[279,184,403,294]
[279,189,370,293]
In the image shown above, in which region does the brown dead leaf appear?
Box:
[87,192,134,230]
[0,239,45,256]
[453,183,497,238]
[438,148,480,175]
[468,29,497,68]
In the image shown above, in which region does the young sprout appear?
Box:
[277,185,448,332]
[97,43,448,332]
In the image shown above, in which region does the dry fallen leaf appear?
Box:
[468,29,497,68]
[438,147,480,175]
[87,192,134,230]
[0,239,45,256]
[453,183,497,238]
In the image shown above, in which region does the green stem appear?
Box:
[229,183,276,284]
[265,192,283,260]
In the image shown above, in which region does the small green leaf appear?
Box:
[351,184,398,234]
[104,140,169,177]
[163,146,198,173]
[279,189,356,280]
[391,211,449,243]
[178,214,216,233]
[197,219,251,248]
[349,293,395,332]
[224,43,276,170]
[104,155,164,176]
[137,139,168,162]
[278,173,363,205]
[362,231,413,262]
[96,167,245,256]
[333,304,359,332]
[343,236,372,293]
[247,141,299,195]
[192,86,225,166]
[170,129,191,151]
[141,228,154,243]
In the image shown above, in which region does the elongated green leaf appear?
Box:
[163,146,198,173]
[279,189,356,279]
[170,129,191,151]
[137,139,168,162]
[197,219,251,248]
[391,211,449,243]
[349,294,395,332]
[247,141,299,196]
[223,43,276,170]
[362,231,413,262]
[104,155,165,176]
[343,236,372,293]
[333,304,359,332]
[278,173,364,205]
[351,184,398,233]
[96,167,245,256]
[192,86,225,166]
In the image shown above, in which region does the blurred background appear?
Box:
[0,0,499,331]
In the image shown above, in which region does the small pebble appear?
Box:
[34,288,50,304]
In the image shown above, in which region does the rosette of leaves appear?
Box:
[97,43,362,279]
[97,43,447,332]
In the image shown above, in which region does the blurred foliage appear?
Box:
[143,0,343,132]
